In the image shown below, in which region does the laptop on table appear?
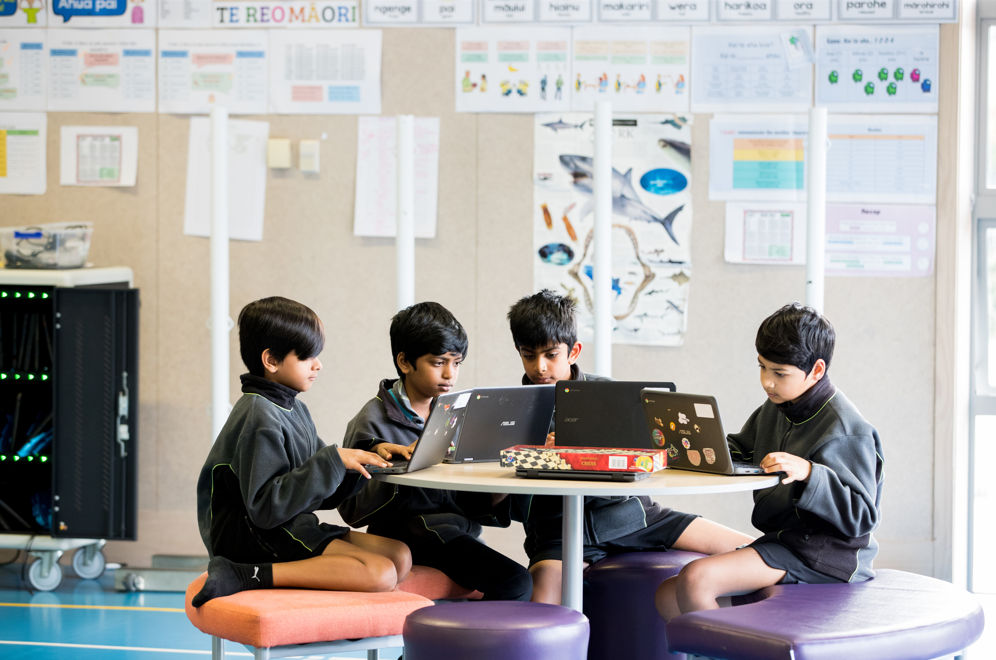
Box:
[640,389,765,476]
[366,390,469,474]
[554,380,676,449]
[445,385,556,463]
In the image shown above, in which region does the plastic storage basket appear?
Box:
[1,223,94,270]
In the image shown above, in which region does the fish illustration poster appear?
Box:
[455,27,571,114]
[533,113,693,347]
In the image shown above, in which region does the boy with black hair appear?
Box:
[192,297,412,607]
[656,303,884,621]
[508,290,752,604]
[339,302,533,602]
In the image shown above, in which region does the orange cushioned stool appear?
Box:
[185,566,481,660]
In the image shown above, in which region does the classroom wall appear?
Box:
[2,23,959,576]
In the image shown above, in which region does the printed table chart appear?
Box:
[377,463,776,612]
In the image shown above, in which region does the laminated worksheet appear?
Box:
[815,25,939,113]
[47,0,157,28]
[0,30,47,112]
[59,125,138,187]
[0,111,46,195]
[724,202,807,266]
[158,0,212,27]
[455,27,571,113]
[825,203,935,277]
[0,0,48,27]
[571,27,689,113]
[709,114,808,202]
[158,30,268,115]
[691,26,813,113]
[364,0,475,25]
[268,30,382,115]
[47,30,155,113]
[481,0,592,23]
[353,116,439,238]
[183,116,269,241]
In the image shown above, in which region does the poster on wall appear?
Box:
[570,26,689,113]
[533,112,693,347]
[0,30,47,111]
[0,0,48,27]
[59,124,138,186]
[47,0,157,28]
[48,29,155,113]
[815,25,939,113]
[455,27,571,113]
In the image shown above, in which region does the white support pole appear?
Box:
[593,102,613,378]
[806,107,828,315]
[210,107,231,443]
[396,115,416,312]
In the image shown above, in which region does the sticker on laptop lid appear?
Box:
[453,392,472,409]
[694,403,715,419]
[687,450,701,466]
[703,448,716,465]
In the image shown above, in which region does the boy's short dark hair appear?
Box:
[238,297,325,377]
[507,289,578,351]
[390,302,468,380]
[755,303,835,375]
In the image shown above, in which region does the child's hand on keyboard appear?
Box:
[375,443,414,461]
[339,449,392,479]
[760,452,811,485]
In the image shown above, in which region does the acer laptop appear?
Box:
[445,386,556,463]
[555,381,676,449]
[366,390,469,474]
[640,389,764,476]
[514,467,651,482]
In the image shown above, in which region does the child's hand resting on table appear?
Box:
[375,443,415,461]
[338,448,392,479]
[760,452,811,485]
[545,432,556,447]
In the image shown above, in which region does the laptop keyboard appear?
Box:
[369,461,408,473]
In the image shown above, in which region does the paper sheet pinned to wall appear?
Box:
[0,111,46,195]
[0,30,48,112]
[353,115,439,238]
[724,202,807,266]
[183,116,269,242]
[825,203,936,277]
[48,29,156,113]
[60,125,138,187]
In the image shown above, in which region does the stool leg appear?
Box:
[253,647,269,660]
[367,650,379,660]
[211,637,224,660]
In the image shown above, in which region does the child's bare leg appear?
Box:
[529,559,589,604]
[342,531,412,582]
[272,539,402,592]
[656,548,785,621]
[669,518,755,555]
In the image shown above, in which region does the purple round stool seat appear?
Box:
[403,601,590,660]
[667,569,986,660]
[583,551,706,660]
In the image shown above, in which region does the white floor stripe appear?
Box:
[0,640,251,656]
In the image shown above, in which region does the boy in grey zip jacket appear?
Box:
[191,297,411,607]
[508,291,754,604]
[655,303,884,621]
[339,302,532,601]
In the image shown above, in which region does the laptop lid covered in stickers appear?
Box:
[449,386,556,463]
[555,381,676,450]
[640,389,736,475]
[405,390,472,472]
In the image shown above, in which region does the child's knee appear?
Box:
[388,541,413,581]
[365,554,399,592]
[676,559,712,595]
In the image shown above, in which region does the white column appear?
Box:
[210,107,231,443]
[561,494,584,611]
[593,102,613,377]
[396,115,416,312]
[806,107,828,314]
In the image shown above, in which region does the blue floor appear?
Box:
[0,560,403,659]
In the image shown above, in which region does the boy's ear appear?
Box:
[567,342,582,364]
[396,352,413,375]
[261,349,281,374]
[810,359,827,381]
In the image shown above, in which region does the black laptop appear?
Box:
[445,386,556,463]
[366,390,468,474]
[554,381,676,449]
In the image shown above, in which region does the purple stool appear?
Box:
[666,569,985,660]
[403,601,589,660]
[584,551,705,660]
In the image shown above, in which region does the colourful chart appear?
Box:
[731,138,804,191]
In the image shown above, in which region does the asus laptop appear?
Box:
[366,390,469,474]
[445,386,556,463]
[554,381,676,449]
[640,389,765,476]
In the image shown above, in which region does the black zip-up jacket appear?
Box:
[729,377,884,582]
[337,378,510,543]
[195,375,362,557]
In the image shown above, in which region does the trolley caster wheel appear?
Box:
[72,547,106,580]
[28,559,63,592]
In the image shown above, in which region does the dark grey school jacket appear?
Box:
[337,379,509,543]
[195,375,361,556]
[513,366,675,554]
[728,389,884,582]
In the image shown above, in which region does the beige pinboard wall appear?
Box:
[2,24,959,576]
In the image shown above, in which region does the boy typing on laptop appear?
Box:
[655,303,884,621]
[508,290,752,604]
[338,302,532,601]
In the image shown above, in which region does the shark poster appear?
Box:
[533,112,693,347]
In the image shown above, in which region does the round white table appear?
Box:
[375,463,777,612]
